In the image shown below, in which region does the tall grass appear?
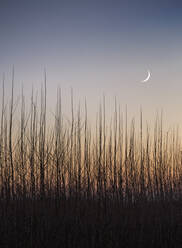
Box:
[1,80,182,247]
[0,81,181,205]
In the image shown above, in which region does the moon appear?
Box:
[141,70,151,83]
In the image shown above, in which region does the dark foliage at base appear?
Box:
[0,199,182,248]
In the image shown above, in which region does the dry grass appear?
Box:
[0,80,182,247]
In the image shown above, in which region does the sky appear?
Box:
[0,0,182,128]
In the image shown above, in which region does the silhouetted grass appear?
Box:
[0,79,182,247]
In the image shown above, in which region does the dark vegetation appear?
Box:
[0,76,182,247]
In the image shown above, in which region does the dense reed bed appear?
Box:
[0,79,182,247]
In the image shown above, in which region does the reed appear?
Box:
[0,82,181,204]
[0,80,182,247]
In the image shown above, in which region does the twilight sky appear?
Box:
[0,0,182,127]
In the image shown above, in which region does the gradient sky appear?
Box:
[0,0,182,127]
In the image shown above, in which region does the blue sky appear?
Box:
[0,0,182,127]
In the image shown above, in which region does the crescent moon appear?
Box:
[141,70,151,83]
